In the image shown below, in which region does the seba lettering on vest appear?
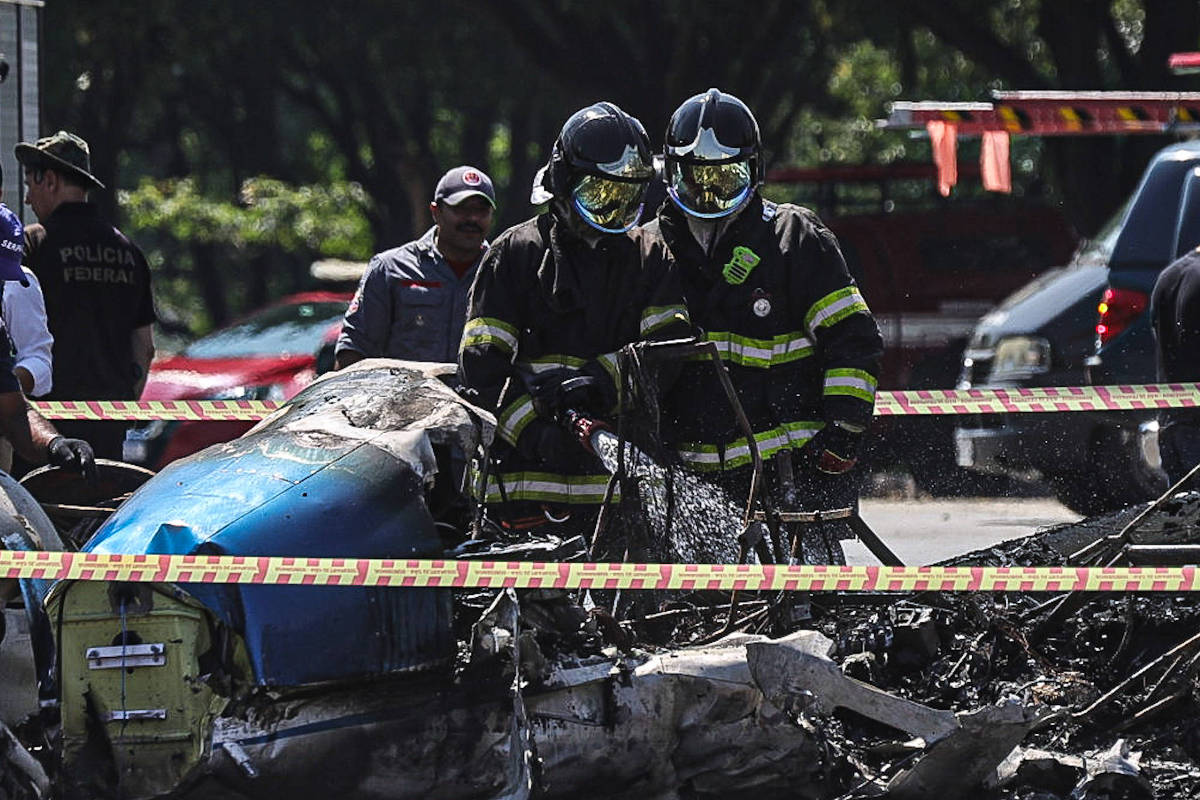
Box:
[59,244,138,284]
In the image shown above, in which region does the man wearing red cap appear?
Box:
[336,165,495,367]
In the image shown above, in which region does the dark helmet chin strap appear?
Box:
[551,195,607,247]
[546,145,571,199]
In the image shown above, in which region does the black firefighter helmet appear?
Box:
[534,101,654,234]
[664,88,762,219]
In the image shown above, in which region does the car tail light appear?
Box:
[1095,287,1148,348]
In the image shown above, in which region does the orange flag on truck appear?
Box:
[926,120,958,196]
[981,130,1012,193]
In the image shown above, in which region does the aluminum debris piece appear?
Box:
[884,701,1042,798]
[1070,739,1153,799]
[746,630,960,744]
[989,747,1087,794]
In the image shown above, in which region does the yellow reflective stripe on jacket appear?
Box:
[518,355,588,374]
[690,330,814,368]
[675,421,824,471]
[804,286,870,334]
[640,304,690,337]
[596,351,620,389]
[518,352,614,380]
[497,393,537,445]
[823,367,878,403]
[461,316,520,354]
[516,352,620,414]
[478,470,619,504]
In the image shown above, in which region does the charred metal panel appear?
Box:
[0,471,65,704]
[77,363,479,685]
[49,582,224,799]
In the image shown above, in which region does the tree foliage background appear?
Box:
[33,0,1200,338]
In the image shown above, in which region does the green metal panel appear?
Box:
[49,582,228,799]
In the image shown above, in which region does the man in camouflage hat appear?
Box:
[16,130,157,461]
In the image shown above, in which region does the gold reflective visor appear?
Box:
[571,174,648,232]
[668,160,752,218]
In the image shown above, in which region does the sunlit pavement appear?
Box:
[848,496,1083,566]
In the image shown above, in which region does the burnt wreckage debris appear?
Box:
[475,491,1200,800]
[7,362,1200,799]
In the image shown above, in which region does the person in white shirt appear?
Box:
[1,265,53,397]
[0,202,87,477]
[0,183,55,472]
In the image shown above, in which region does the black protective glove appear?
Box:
[516,419,586,466]
[529,368,574,421]
[575,359,619,414]
[529,362,617,420]
[47,436,98,482]
[557,375,609,416]
[802,422,864,475]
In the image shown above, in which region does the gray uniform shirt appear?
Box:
[336,226,484,363]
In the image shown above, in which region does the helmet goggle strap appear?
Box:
[667,159,753,219]
[669,125,742,161]
[571,174,648,234]
[598,143,654,180]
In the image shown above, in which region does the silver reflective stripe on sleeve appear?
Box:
[461,316,520,354]
[696,331,814,368]
[640,305,689,337]
[823,368,878,403]
[478,471,619,504]
[497,394,537,445]
[804,287,870,335]
[518,355,587,374]
[675,421,824,471]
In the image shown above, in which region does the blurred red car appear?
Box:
[123,291,351,469]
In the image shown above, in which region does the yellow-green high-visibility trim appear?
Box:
[461,316,520,354]
[497,393,537,445]
[517,353,620,414]
[518,354,589,374]
[824,367,878,403]
[476,470,620,504]
[596,351,620,388]
[675,420,824,471]
[640,304,690,337]
[805,286,870,334]
[688,330,814,369]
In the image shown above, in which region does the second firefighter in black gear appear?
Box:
[459,101,689,533]
[647,88,884,563]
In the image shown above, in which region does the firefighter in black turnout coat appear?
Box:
[1151,248,1200,482]
[459,102,688,534]
[645,89,884,564]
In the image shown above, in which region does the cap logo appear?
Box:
[463,170,482,186]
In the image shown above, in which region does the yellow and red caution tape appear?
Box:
[30,383,1200,422]
[32,399,275,422]
[2,551,1197,592]
[873,382,1200,416]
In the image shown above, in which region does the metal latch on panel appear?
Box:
[106,709,167,721]
[86,643,166,669]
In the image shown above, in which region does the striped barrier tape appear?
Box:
[29,383,1200,421]
[32,399,277,422]
[2,551,1196,592]
[873,382,1200,416]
